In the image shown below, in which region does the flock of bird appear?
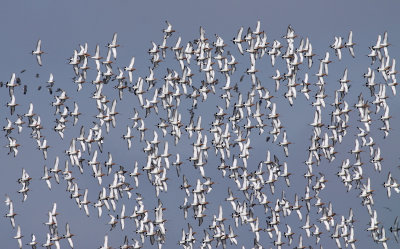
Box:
[2,20,400,249]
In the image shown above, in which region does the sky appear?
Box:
[1,0,400,248]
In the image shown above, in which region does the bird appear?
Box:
[80,189,90,217]
[63,223,74,248]
[107,33,119,59]
[163,20,175,37]
[37,138,50,160]
[27,234,38,249]
[32,39,44,66]
[390,216,400,242]
[345,30,356,57]
[232,27,244,55]
[122,126,134,149]
[5,198,17,228]
[99,234,111,249]
[41,166,52,189]
[42,233,54,248]
[47,73,55,86]
[124,56,136,83]
[70,102,81,126]
[279,130,291,157]
[7,93,18,115]
[14,225,23,248]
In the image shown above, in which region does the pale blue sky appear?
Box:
[1,0,400,248]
